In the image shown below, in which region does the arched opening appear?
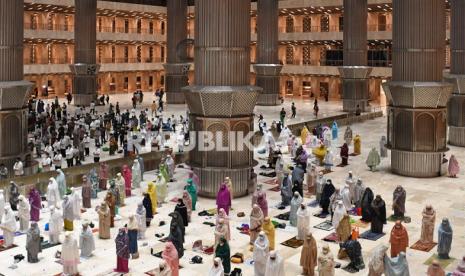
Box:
[415,113,435,151]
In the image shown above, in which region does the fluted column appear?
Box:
[339,0,372,112]
[183,0,261,198]
[383,0,452,177]
[164,0,190,104]
[0,0,33,171]
[444,0,465,146]
[70,0,99,106]
[254,0,282,106]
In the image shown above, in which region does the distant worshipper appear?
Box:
[296,204,310,240]
[26,222,41,263]
[448,154,460,178]
[361,187,375,222]
[339,143,349,166]
[340,184,351,211]
[81,175,92,209]
[384,251,410,276]
[392,185,407,219]
[371,195,387,234]
[257,191,269,218]
[13,157,24,176]
[366,147,381,171]
[332,121,338,140]
[215,219,229,247]
[105,192,116,228]
[184,178,197,211]
[315,172,326,203]
[250,204,265,244]
[336,214,352,242]
[156,173,168,205]
[389,221,409,258]
[262,217,276,251]
[307,164,318,195]
[131,159,142,189]
[379,136,388,158]
[323,150,334,172]
[18,195,31,232]
[312,143,327,166]
[353,134,362,155]
[146,182,158,214]
[318,245,335,276]
[48,206,63,244]
[300,232,317,276]
[122,164,132,196]
[47,177,60,208]
[353,178,366,211]
[331,201,346,230]
[136,203,147,239]
[437,218,453,259]
[319,179,335,217]
[182,191,193,222]
[56,169,67,198]
[217,183,232,215]
[253,231,270,276]
[127,215,139,259]
[28,187,41,222]
[79,222,95,258]
[280,171,293,207]
[224,177,234,208]
[340,239,365,273]
[142,193,153,227]
[290,192,303,226]
[344,126,353,145]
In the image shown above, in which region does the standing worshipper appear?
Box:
[262,217,275,250]
[115,173,126,206]
[297,204,310,240]
[366,148,381,171]
[250,204,265,244]
[136,155,145,181]
[307,165,318,195]
[28,187,42,222]
[290,192,304,226]
[165,155,175,181]
[331,201,346,229]
[146,182,158,214]
[224,177,234,208]
[156,173,168,205]
[70,187,81,221]
[392,185,406,219]
[354,178,366,210]
[323,150,334,172]
[215,219,229,247]
[56,169,67,198]
[216,183,232,215]
[300,232,317,276]
[185,178,197,211]
[420,205,436,244]
[209,257,224,276]
[318,245,335,276]
[142,193,153,227]
[99,163,109,190]
[216,208,231,241]
[319,180,335,217]
[105,192,116,228]
[340,184,351,211]
[79,222,95,258]
[437,218,453,259]
[448,154,460,178]
[331,121,338,140]
[315,172,326,203]
[18,195,31,232]
[371,195,387,234]
[168,221,184,258]
[0,206,16,248]
[136,203,147,239]
[339,143,349,166]
[81,175,92,209]
[389,221,409,258]
[253,232,270,276]
[97,202,111,239]
[122,165,132,197]
[48,206,62,244]
[174,199,188,227]
[344,126,353,145]
[114,228,130,273]
[182,191,192,222]
[280,170,293,207]
[9,181,20,210]
[61,232,80,276]
[265,250,285,276]
[162,242,179,276]
[131,159,141,189]
[336,214,352,242]
[379,136,388,158]
[215,237,231,275]
[47,177,60,208]
[368,244,388,276]
[257,192,269,218]
[361,187,374,222]
[188,170,200,188]
[353,134,362,155]
[127,215,139,259]
[62,196,75,231]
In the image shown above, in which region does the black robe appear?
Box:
[174,202,188,227]
[370,198,386,234]
[320,182,335,214]
[142,194,153,219]
[340,240,365,273]
[168,222,184,258]
[169,212,185,243]
[361,188,374,222]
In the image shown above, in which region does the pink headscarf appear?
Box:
[162,242,179,276]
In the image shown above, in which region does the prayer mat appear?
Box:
[269,186,280,192]
[336,163,348,167]
[410,240,437,252]
[146,266,183,275]
[322,232,339,243]
[387,215,411,223]
[0,231,24,240]
[313,213,329,219]
[0,244,17,252]
[280,236,304,249]
[313,221,334,231]
[263,178,278,185]
[352,219,370,228]
[274,212,290,221]
[423,254,456,269]
[359,230,385,241]
[41,242,61,250]
[349,153,360,156]
[307,200,319,208]
[322,169,333,175]
[207,208,217,215]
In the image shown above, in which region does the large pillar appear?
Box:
[339,0,372,112]
[0,0,33,169]
[383,0,452,177]
[183,0,261,198]
[164,0,190,104]
[70,0,99,106]
[254,0,282,106]
[444,0,465,146]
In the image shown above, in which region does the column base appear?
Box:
[449,126,465,146]
[191,165,253,198]
[391,149,445,178]
[74,94,97,106]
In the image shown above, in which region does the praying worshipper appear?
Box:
[312,143,327,166]
[353,134,362,155]
[354,178,366,210]
[81,175,92,208]
[331,121,338,140]
[185,178,198,211]
[361,187,375,222]
[169,220,184,257]
[136,203,147,239]
[122,164,132,196]
[217,208,231,241]
[380,136,388,158]
[265,250,285,276]
[163,242,179,276]
[253,231,270,276]
[280,170,293,207]
[315,172,326,203]
[331,201,346,229]
[323,150,334,172]
[319,179,335,217]
[384,252,410,276]
[420,205,436,245]
[307,165,318,195]
[262,217,276,251]
[339,143,349,166]
[70,187,81,220]
[62,195,75,231]
[437,218,453,259]
[367,244,388,276]
[427,260,446,276]
[146,182,158,214]
[366,147,381,171]
[250,204,265,244]
[290,192,303,226]
[18,195,31,232]
[47,177,60,208]
[344,126,353,145]
[448,154,460,178]
[318,245,335,276]
[128,215,139,259]
[105,192,116,228]
[215,219,229,247]
[215,237,231,275]
[209,257,224,276]
[389,221,409,258]
[216,183,232,215]
[79,222,96,258]
[13,158,24,176]
[28,187,42,222]
[114,228,130,273]
[257,192,269,217]
[26,222,41,263]
[0,206,16,248]
[48,206,63,244]
[340,184,351,211]
[292,163,305,197]
[182,191,193,222]
[340,239,365,273]
[142,193,153,227]
[99,163,109,190]
[297,204,310,240]
[371,195,387,234]
[131,159,142,188]
[174,199,188,227]
[165,154,175,180]
[56,169,67,198]
[156,173,168,205]
[224,177,234,207]
[392,185,407,219]
[62,232,80,276]
[300,232,317,276]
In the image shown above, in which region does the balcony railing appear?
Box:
[279,25,341,33]
[367,24,392,32]
[24,58,74,65]
[99,57,163,63]
[98,26,163,35]
[24,23,73,32]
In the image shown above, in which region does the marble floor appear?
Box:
[6,100,464,276]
